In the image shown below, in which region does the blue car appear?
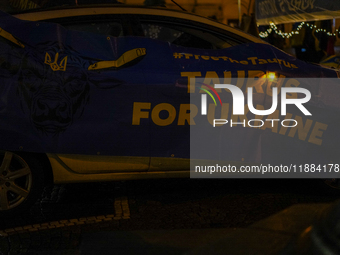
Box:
[0,3,338,215]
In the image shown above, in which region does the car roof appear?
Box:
[12,5,265,44]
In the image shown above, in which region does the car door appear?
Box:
[3,13,153,174]
[131,15,250,171]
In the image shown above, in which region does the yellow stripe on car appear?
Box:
[0,27,25,48]
[88,48,146,70]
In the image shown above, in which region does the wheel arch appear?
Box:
[16,151,54,186]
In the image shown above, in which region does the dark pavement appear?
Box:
[0,179,339,254]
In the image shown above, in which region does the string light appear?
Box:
[259,22,339,39]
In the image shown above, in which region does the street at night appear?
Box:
[0,178,339,254]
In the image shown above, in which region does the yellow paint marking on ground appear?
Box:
[0,185,131,237]
[114,196,131,220]
[0,212,125,237]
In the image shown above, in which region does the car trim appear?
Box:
[48,154,150,174]
[48,153,189,183]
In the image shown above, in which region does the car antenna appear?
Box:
[171,0,187,11]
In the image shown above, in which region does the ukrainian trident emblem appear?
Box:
[44,52,67,71]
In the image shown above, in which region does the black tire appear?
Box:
[0,151,46,217]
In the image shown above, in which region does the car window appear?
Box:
[139,18,241,49]
[42,15,128,37]
[66,21,123,37]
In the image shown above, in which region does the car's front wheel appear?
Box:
[0,151,45,217]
